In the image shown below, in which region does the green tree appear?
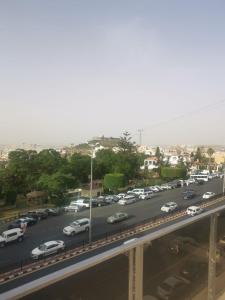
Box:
[69,153,91,183]
[37,172,76,205]
[155,146,161,160]
[118,131,136,153]
[103,173,126,192]
[207,147,215,172]
[36,149,64,175]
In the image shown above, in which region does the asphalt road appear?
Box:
[0,178,223,272]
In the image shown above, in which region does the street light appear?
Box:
[89,144,95,244]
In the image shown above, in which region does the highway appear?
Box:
[0,178,223,273]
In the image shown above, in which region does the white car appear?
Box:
[63,218,90,236]
[0,228,24,247]
[161,202,178,213]
[150,186,160,193]
[73,199,90,208]
[118,195,136,205]
[139,191,153,200]
[202,192,216,199]
[31,240,65,259]
[186,206,203,216]
[64,204,81,212]
[127,188,145,195]
[117,193,126,199]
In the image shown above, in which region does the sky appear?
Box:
[1,0,225,146]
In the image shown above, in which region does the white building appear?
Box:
[140,157,159,170]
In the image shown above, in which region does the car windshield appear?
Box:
[38,244,46,251]
[71,222,78,227]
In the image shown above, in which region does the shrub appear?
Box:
[160,167,187,180]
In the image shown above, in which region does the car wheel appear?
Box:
[85,227,89,232]
[0,242,5,248]
[98,203,101,207]
[71,231,75,236]
[18,236,23,242]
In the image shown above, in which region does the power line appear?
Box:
[142,98,225,132]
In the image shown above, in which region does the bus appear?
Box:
[190,174,209,182]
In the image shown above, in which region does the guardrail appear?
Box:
[0,193,224,285]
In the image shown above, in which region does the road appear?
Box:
[0,178,223,272]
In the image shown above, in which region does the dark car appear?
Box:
[157,275,190,300]
[180,261,207,281]
[183,190,195,200]
[7,217,37,229]
[94,198,109,207]
[27,210,48,220]
[45,208,62,216]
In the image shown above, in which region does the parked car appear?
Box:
[117,193,126,199]
[0,228,24,247]
[157,275,190,300]
[161,202,178,213]
[31,240,65,259]
[118,195,137,205]
[105,195,119,203]
[150,186,160,193]
[160,184,172,190]
[218,236,225,246]
[73,198,90,208]
[107,212,128,224]
[139,191,153,200]
[8,217,37,229]
[202,192,216,199]
[64,204,84,212]
[27,210,48,220]
[45,208,62,216]
[63,218,90,236]
[94,198,109,207]
[186,206,203,216]
[180,260,207,281]
[127,188,149,195]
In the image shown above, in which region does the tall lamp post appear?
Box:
[89,145,94,244]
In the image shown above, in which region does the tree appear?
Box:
[118,131,136,153]
[37,172,77,205]
[36,149,64,175]
[94,149,117,178]
[155,147,161,160]
[207,147,215,172]
[103,173,126,192]
[69,153,91,183]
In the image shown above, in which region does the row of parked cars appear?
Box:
[64,181,186,212]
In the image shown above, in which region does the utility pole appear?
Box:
[138,129,143,146]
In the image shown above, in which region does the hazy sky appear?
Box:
[1,1,225,146]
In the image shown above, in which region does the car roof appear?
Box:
[187,206,199,210]
[75,218,89,223]
[166,202,176,205]
[43,240,61,246]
